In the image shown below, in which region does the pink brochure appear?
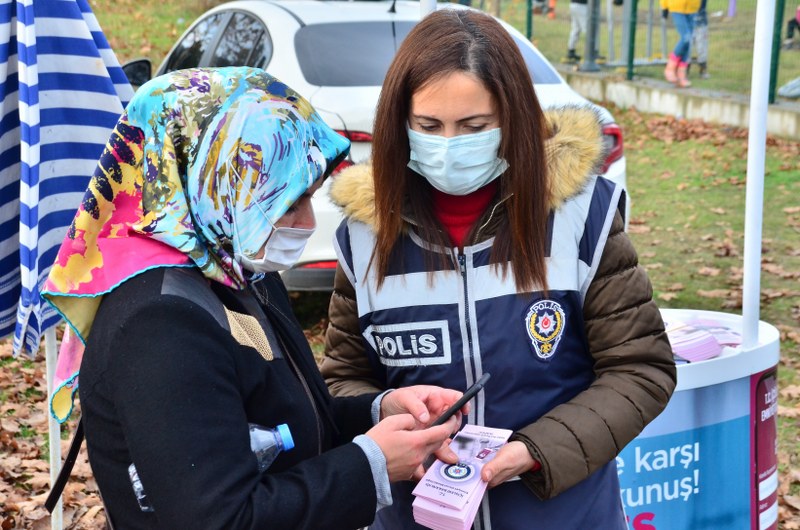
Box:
[412,424,513,511]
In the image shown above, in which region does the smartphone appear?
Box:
[431,373,491,427]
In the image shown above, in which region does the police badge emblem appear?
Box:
[439,463,475,482]
[525,300,566,359]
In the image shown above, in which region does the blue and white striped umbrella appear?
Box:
[0,0,133,356]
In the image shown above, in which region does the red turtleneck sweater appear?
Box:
[431,181,499,248]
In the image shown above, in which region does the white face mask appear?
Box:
[407,127,509,195]
[236,225,315,274]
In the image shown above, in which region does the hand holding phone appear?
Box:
[431,373,491,427]
[421,373,492,472]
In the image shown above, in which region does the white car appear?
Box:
[126,0,626,291]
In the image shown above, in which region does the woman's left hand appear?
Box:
[480,441,539,488]
[380,385,466,427]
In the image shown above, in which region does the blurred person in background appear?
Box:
[691,0,710,78]
[662,0,701,87]
[784,5,800,49]
[564,0,588,63]
[42,66,465,529]
[533,0,557,19]
[563,0,606,64]
[321,8,676,530]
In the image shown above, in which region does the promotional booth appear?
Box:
[618,309,780,530]
[615,0,782,524]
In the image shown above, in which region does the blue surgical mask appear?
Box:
[407,127,509,195]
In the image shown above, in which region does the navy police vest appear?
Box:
[335,176,627,530]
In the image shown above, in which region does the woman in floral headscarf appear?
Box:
[41,67,464,529]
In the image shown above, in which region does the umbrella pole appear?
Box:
[45,328,63,530]
[741,0,775,350]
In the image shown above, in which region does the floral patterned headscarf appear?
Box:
[42,67,349,421]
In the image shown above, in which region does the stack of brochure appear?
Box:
[412,424,512,530]
[665,318,742,363]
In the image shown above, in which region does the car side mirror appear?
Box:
[122,58,152,90]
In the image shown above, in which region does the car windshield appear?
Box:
[295,21,561,87]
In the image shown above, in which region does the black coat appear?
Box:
[80,267,379,529]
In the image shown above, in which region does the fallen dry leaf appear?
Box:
[0,418,20,434]
[779,406,800,418]
[762,289,790,301]
[763,263,800,279]
[785,495,800,512]
[628,224,651,234]
[697,289,731,299]
[79,505,105,523]
[697,267,721,276]
[781,385,800,400]
[727,267,744,282]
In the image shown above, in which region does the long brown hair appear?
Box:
[371,8,550,291]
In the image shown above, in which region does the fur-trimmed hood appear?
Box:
[329,105,606,226]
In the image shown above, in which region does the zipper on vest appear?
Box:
[458,254,476,378]
[458,253,490,528]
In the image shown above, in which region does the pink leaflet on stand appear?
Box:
[664,317,743,363]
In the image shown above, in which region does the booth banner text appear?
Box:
[618,368,778,530]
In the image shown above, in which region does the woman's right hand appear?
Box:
[366,413,460,482]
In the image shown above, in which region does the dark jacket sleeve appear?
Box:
[513,211,677,499]
[331,394,381,440]
[105,298,378,530]
[321,265,387,396]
